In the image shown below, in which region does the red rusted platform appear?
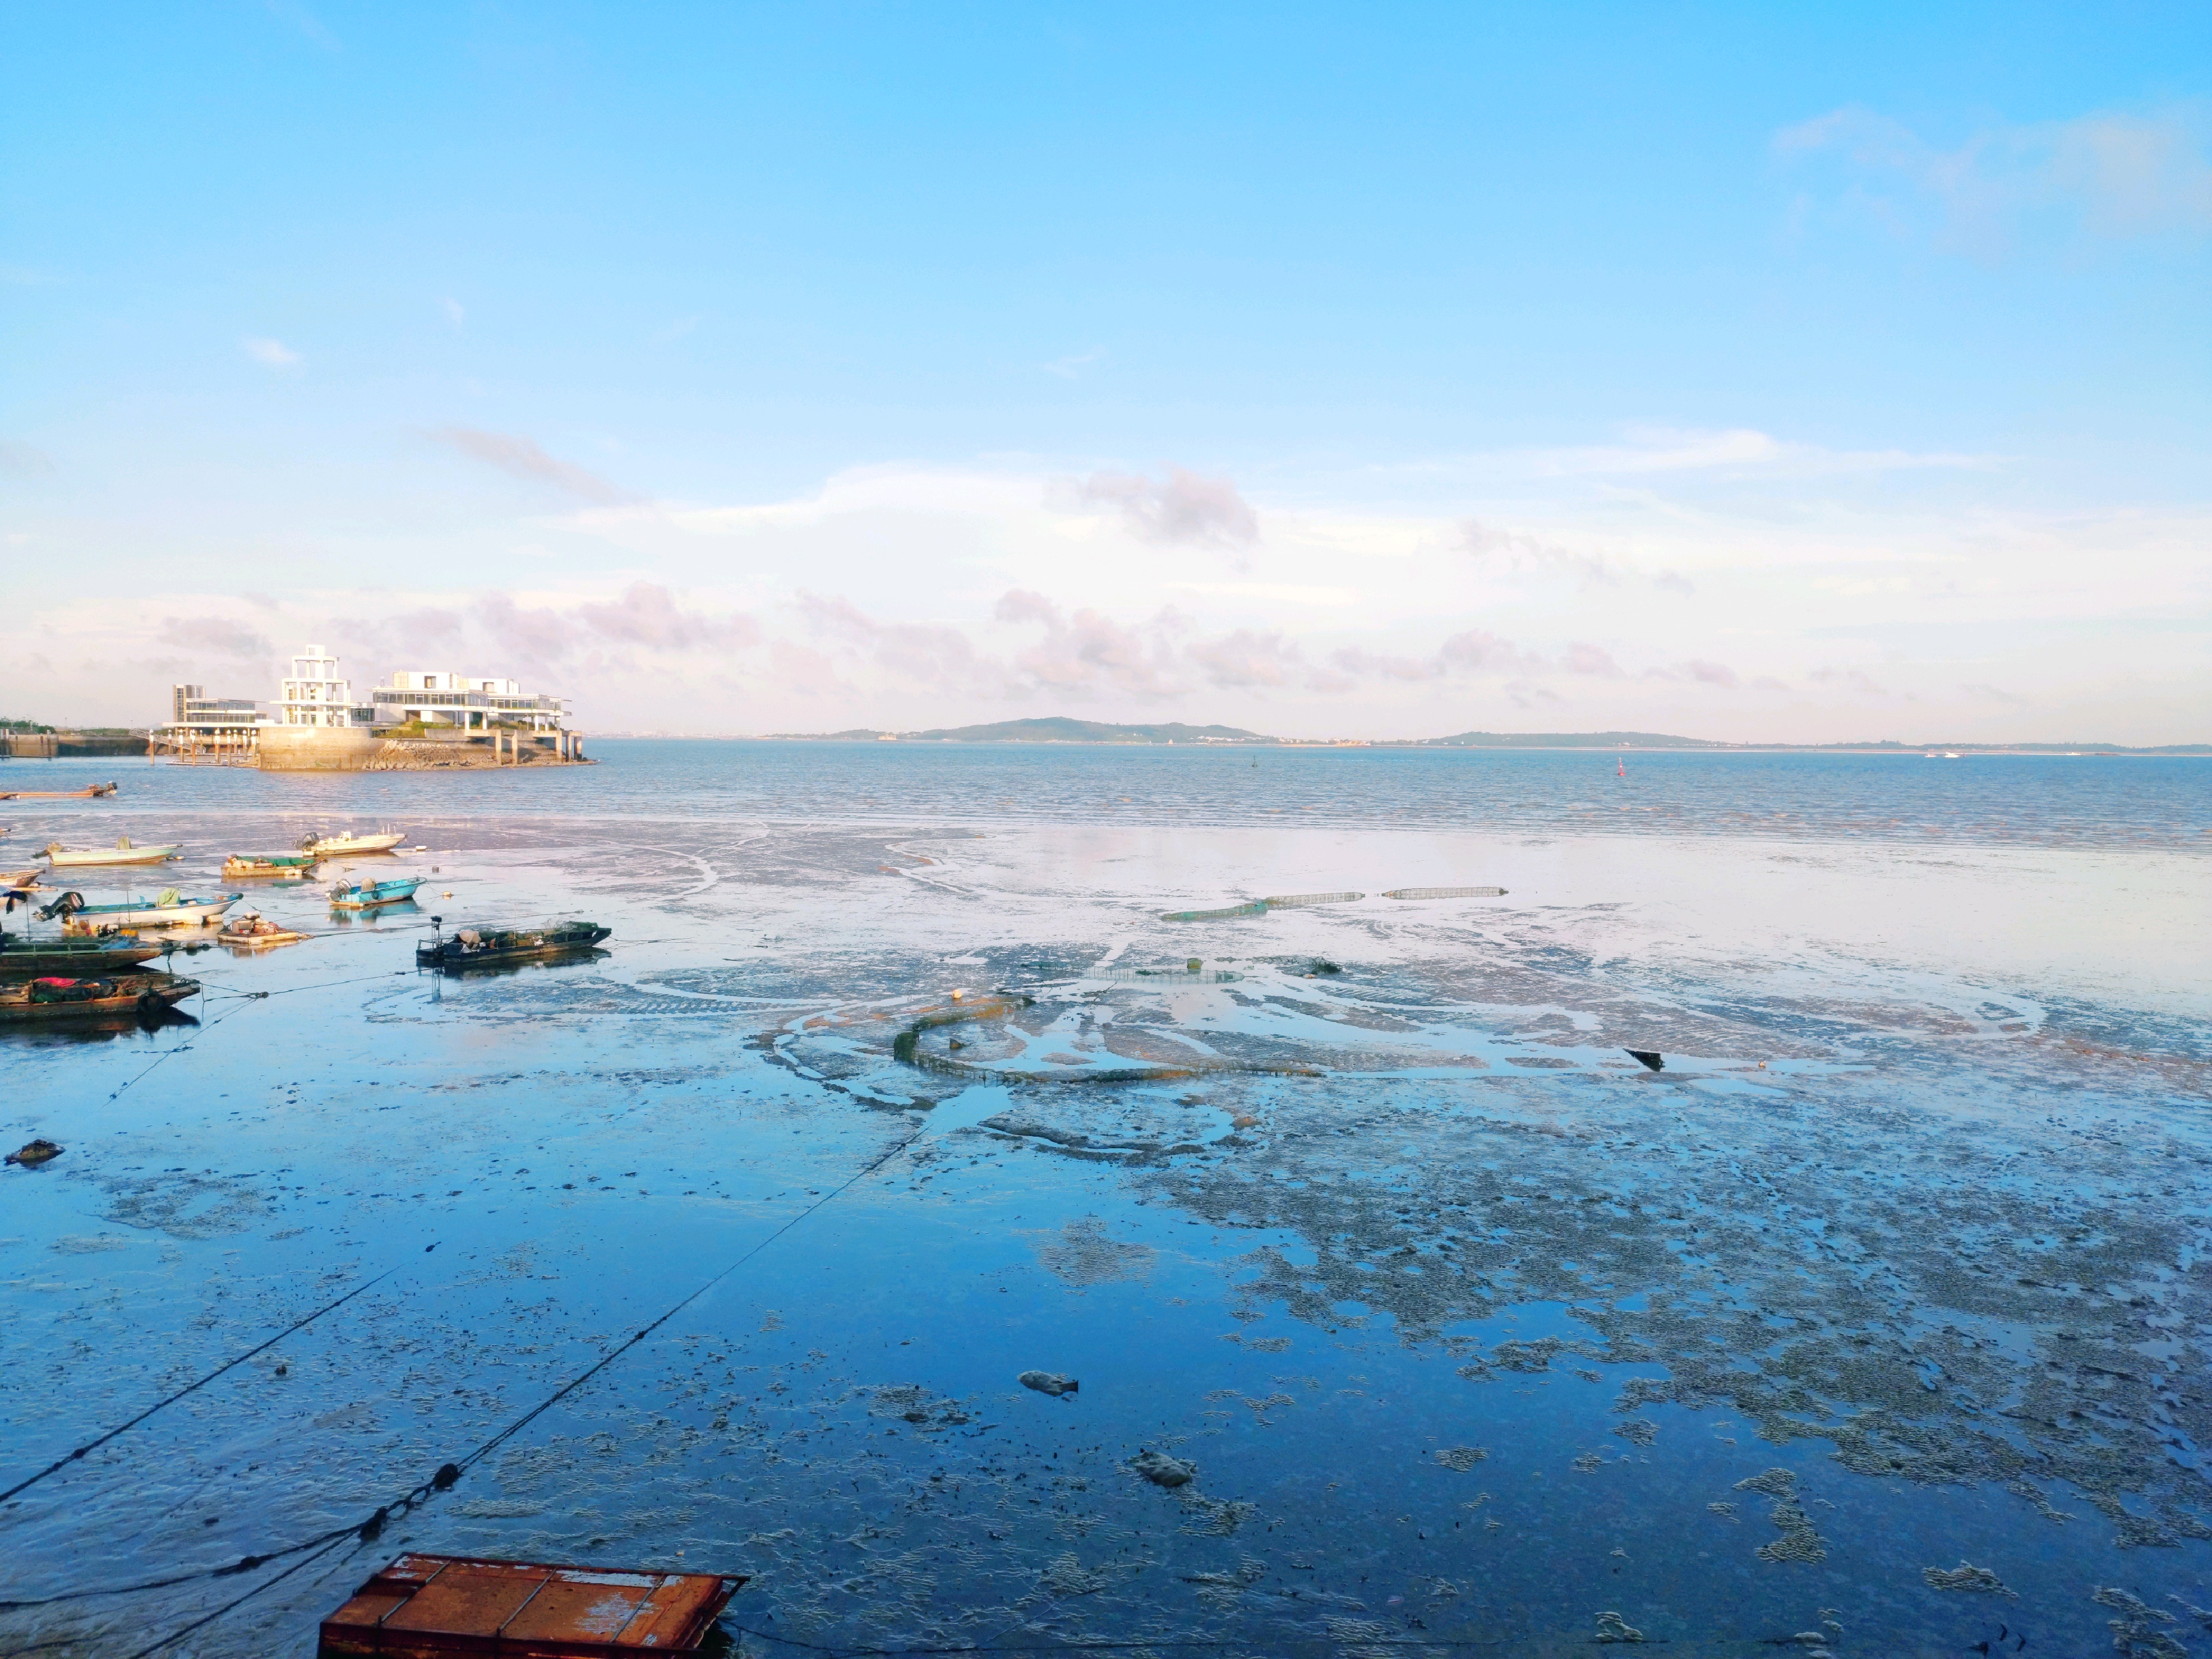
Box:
[319,1553,744,1656]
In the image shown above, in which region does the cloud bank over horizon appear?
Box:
[20,435,2203,744]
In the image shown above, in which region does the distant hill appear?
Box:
[775,718,1274,744]
[758,721,2207,752]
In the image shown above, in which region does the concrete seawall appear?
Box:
[257,726,590,771]
[257,727,383,770]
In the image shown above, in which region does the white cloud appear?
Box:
[1776,104,2212,257]
[430,427,636,505]
[244,337,301,369]
[1065,466,1260,549]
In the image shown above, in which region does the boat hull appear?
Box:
[44,846,181,867]
[59,895,240,931]
[218,924,308,949]
[304,832,406,855]
[417,924,611,969]
[225,856,319,878]
[0,974,198,1021]
[330,878,424,910]
[0,940,165,977]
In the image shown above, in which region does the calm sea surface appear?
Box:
[2,743,2208,1658]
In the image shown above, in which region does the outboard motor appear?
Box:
[36,891,85,922]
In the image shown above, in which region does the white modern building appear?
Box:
[279,644,374,727]
[161,683,272,748]
[371,669,569,733]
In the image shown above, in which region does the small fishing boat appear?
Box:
[0,931,164,976]
[42,837,180,867]
[217,913,309,949]
[417,920,611,969]
[0,971,199,1022]
[1,870,39,889]
[224,851,320,879]
[330,876,423,911]
[42,889,241,931]
[302,829,407,856]
[0,782,118,802]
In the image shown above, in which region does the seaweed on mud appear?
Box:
[1923,1561,2017,1596]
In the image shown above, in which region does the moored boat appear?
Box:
[217,913,309,949]
[40,889,241,931]
[0,782,118,802]
[302,829,407,856]
[330,876,423,911]
[416,920,611,969]
[224,852,320,879]
[42,837,180,867]
[0,970,199,1021]
[0,931,164,976]
[1,870,40,889]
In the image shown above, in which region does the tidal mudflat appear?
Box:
[2,743,2208,1658]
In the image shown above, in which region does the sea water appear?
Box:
[1,741,2207,1657]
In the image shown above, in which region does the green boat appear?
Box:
[0,930,164,978]
[416,921,610,969]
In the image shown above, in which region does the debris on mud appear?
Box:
[1923,1561,2017,1596]
[1625,1049,1664,1072]
[1432,1446,1488,1471]
[1019,1370,1079,1398]
[7,1137,62,1167]
[1593,1610,1647,1642]
[1736,1469,1828,1565]
[1131,1449,1195,1488]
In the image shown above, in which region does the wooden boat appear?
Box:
[224,851,320,878]
[330,876,423,911]
[0,971,198,1022]
[0,782,118,802]
[417,921,610,969]
[42,889,241,931]
[302,829,407,856]
[0,931,163,976]
[42,837,180,867]
[1,870,39,889]
[321,1552,743,1657]
[217,913,308,949]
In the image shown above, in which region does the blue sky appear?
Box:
[3,2,2207,739]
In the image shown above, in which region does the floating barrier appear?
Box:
[1382,885,1508,901]
[1260,891,1364,908]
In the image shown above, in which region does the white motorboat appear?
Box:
[42,838,182,867]
[300,829,408,856]
[46,888,241,931]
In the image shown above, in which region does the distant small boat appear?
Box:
[0,971,198,1022]
[225,852,320,879]
[0,782,118,802]
[1944,752,1962,759]
[417,920,610,969]
[1,869,40,890]
[330,876,423,911]
[42,889,240,931]
[218,914,309,949]
[302,830,407,856]
[0,931,164,976]
[42,838,180,867]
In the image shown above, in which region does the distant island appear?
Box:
[760,717,2207,754]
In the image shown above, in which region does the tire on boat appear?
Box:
[136,991,165,1022]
